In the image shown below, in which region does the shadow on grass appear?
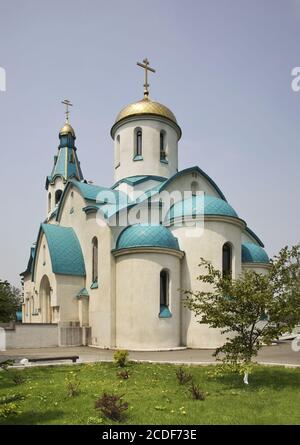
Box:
[0,410,65,425]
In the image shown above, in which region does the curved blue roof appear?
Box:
[242,243,269,264]
[116,225,180,251]
[36,224,86,277]
[166,195,238,222]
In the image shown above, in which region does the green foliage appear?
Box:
[11,373,26,386]
[94,392,129,422]
[65,371,80,397]
[0,280,21,322]
[113,350,129,368]
[189,382,206,400]
[175,367,193,385]
[0,403,20,418]
[184,245,300,370]
[0,394,24,405]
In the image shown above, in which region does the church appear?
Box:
[21,60,270,350]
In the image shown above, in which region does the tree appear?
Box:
[0,280,21,322]
[184,245,300,384]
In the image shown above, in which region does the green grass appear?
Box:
[0,362,300,424]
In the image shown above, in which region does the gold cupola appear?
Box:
[111,59,181,139]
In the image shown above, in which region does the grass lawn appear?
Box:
[0,361,300,425]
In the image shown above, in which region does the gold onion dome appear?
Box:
[59,122,76,137]
[112,97,181,139]
[115,97,177,125]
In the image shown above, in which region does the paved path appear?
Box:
[1,340,300,367]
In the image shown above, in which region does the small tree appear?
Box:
[184,245,300,384]
[0,280,21,322]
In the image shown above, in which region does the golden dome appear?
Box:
[59,122,75,137]
[115,97,178,125]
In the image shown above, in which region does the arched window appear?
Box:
[222,243,232,278]
[48,193,51,213]
[135,128,142,157]
[160,130,167,161]
[116,135,120,166]
[160,269,169,307]
[43,244,46,266]
[92,237,98,284]
[55,189,62,205]
[191,181,200,196]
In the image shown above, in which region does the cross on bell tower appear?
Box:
[61,99,73,123]
[137,58,156,98]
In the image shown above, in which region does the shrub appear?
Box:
[175,367,193,385]
[0,394,24,405]
[65,372,80,397]
[0,403,20,418]
[95,392,128,421]
[189,382,205,400]
[117,370,130,379]
[11,373,26,385]
[113,350,129,368]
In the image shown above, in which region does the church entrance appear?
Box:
[39,275,52,323]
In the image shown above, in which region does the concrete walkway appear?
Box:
[1,340,300,367]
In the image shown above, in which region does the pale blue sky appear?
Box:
[0,0,299,286]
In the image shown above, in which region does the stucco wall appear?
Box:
[172,217,244,349]
[113,118,178,181]
[4,323,58,349]
[115,250,181,350]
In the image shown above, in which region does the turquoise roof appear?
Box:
[32,224,85,278]
[158,166,227,201]
[242,243,269,264]
[46,131,83,189]
[166,195,238,222]
[112,175,167,189]
[76,287,89,298]
[116,225,180,251]
[20,246,35,277]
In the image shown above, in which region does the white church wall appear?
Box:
[115,251,181,350]
[113,119,178,182]
[162,171,222,201]
[58,186,116,347]
[172,217,243,348]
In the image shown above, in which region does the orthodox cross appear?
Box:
[61,99,73,123]
[137,58,156,98]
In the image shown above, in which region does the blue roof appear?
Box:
[116,225,180,251]
[166,195,238,222]
[112,175,167,189]
[20,246,35,277]
[242,243,269,264]
[46,146,83,188]
[34,224,86,277]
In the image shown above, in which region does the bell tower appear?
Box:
[45,100,84,215]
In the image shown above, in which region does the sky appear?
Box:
[0,0,300,286]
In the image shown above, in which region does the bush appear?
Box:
[11,373,26,385]
[189,382,205,400]
[175,367,193,385]
[117,369,130,379]
[0,394,24,405]
[65,372,80,397]
[0,403,20,418]
[113,350,129,368]
[95,392,129,421]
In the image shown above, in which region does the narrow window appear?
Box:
[160,269,169,307]
[160,131,167,160]
[222,243,232,278]
[92,237,98,284]
[116,135,120,166]
[43,244,46,266]
[135,128,142,156]
[191,181,200,196]
[48,193,51,213]
[55,189,62,205]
